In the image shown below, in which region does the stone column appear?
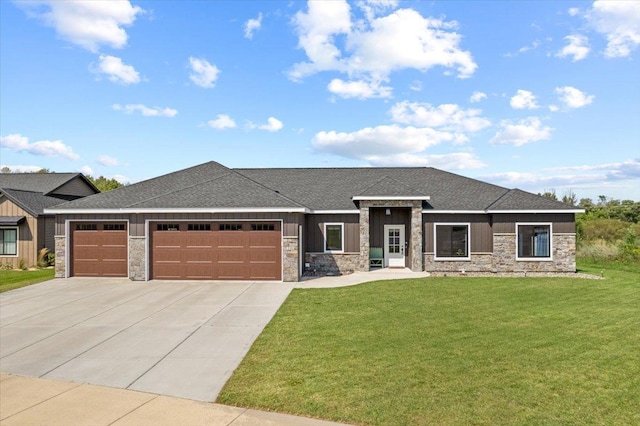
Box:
[410,202,423,272]
[128,236,146,281]
[282,236,299,281]
[359,205,370,272]
[54,236,66,278]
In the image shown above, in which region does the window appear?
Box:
[324,223,344,253]
[104,223,125,231]
[0,228,17,256]
[434,223,470,260]
[219,224,242,231]
[251,223,275,231]
[76,224,97,231]
[157,224,180,231]
[188,223,211,231]
[517,223,551,259]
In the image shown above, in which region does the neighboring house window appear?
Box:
[0,228,18,256]
[324,223,344,253]
[434,223,470,260]
[517,223,552,259]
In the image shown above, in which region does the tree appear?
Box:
[561,190,577,206]
[87,175,124,192]
[539,189,558,201]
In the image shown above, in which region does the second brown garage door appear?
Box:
[151,222,281,280]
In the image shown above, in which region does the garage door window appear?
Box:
[252,223,275,231]
[104,224,125,231]
[76,224,97,231]
[157,224,180,231]
[220,224,242,231]
[188,224,211,231]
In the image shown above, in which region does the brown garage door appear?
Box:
[151,222,281,280]
[72,222,128,277]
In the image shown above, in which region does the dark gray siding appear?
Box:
[492,213,575,233]
[423,214,492,253]
[52,177,97,197]
[56,212,303,237]
[305,214,359,253]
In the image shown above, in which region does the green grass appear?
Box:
[218,264,640,425]
[0,268,55,293]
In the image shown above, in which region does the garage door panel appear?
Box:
[151,222,281,280]
[72,224,127,277]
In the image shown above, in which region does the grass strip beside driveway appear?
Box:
[0,269,55,293]
[218,265,640,425]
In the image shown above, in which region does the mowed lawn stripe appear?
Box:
[218,267,640,426]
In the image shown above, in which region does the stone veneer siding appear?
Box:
[128,236,146,281]
[305,253,360,275]
[425,233,577,273]
[54,236,65,278]
[282,236,299,282]
[358,200,423,272]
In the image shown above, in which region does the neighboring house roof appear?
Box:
[0,173,99,216]
[46,161,580,213]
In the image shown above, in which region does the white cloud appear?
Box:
[555,86,595,109]
[587,0,640,58]
[510,89,539,110]
[568,7,580,17]
[112,104,178,117]
[111,174,130,184]
[207,114,237,130]
[244,12,263,39]
[0,133,79,160]
[327,78,392,99]
[489,117,553,146]
[357,0,399,21]
[96,155,123,166]
[78,165,93,175]
[188,57,220,88]
[469,91,487,103]
[0,165,43,173]
[259,117,284,132]
[312,124,459,159]
[549,104,560,112]
[518,39,540,53]
[409,80,422,92]
[556,34,590,61]
[365,152,486,169]
[290,2,477,94]
[389,101,491,133]
[481,159,640,191]
[17,0,143,52]
[91,55,140,85]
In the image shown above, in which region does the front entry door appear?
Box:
[384,225,406,267]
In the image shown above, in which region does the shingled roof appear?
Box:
[47,161,579,212]
[0,173,98,216]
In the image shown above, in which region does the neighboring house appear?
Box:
[45,161,583,281]
[0,173,99,268]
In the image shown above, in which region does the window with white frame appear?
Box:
[517,223,552,259]
[0,228,18,256]
[324,223,344,253]
[434,223,470,260]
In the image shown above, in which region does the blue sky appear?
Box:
[1,0,639,201]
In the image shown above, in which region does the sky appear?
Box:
[1,0,639,202]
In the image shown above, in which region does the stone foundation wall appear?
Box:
[424,253,493,272]
[54,236,66,278]
[424,233,577,273]
[305,253,360,275]
[283,236,299,282]
[129,236,146,281]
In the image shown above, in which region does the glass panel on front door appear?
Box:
[388,229,400,254]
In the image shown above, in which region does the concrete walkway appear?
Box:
[0,374,346,425]
[296,267,430,288]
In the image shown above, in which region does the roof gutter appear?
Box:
[44,207,310,214]
[352,196,431,201]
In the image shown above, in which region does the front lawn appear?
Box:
[0,269,55,293]
[218,264,640,425]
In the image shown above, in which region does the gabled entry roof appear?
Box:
[46,161,582,213]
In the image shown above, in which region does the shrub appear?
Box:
[579,218,629,243]
[577,240,620,262]
[18,259,27,270]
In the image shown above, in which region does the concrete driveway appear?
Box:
[0,278,293,402]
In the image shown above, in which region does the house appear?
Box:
[45,161,583,281]
[0,173,99,269]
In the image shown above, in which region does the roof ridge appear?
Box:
[484,188,513,210]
